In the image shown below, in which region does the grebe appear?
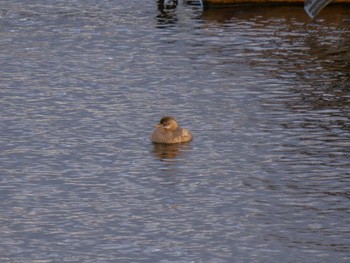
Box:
[150,116,192,144]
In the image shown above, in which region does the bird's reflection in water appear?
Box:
[152,143,191,161]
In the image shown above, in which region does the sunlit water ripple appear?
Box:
[0,1,349,262]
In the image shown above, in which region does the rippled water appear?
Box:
[1,1,349,262]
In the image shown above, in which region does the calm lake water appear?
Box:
[1,1,349,262]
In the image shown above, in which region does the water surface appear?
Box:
[0,1,349,262]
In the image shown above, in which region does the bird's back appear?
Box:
[151,127,192,144]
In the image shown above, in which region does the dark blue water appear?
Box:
[0,1,349,262]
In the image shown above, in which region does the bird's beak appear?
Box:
[155,124,170,129]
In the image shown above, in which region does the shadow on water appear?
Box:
[195,4,350,200]
[200,5,350,22]
[198,5,350,127]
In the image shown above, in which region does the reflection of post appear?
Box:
[156,0,179,27]
[304,0,334,19]
[158,0,178,11]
